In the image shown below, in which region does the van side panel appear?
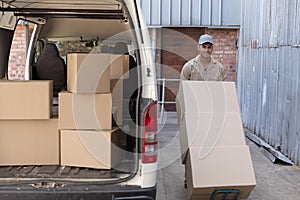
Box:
[124,0,157,100]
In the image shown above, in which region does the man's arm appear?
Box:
[216,62,226,81]
[221,67,226,81]
[180,62,191,80]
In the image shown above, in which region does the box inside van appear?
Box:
[0,0,158,199]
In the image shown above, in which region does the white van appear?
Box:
[0,0,158,199]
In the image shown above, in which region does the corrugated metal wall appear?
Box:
[238,0,300,165]
[137,0,241,27]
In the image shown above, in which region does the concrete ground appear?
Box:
[156,112,300,200]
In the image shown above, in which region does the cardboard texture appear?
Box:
[110,54,129,79]
[186,147,256,200]
[110,79,123,125]
[0,80,53,119]
[58,92,112,130]
[176,81,240,120]
[60,129,123,169]
[67,53,111,93]
[179,112,246,163]
[0,118,59,165]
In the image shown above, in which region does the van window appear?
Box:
[8,20,35,80]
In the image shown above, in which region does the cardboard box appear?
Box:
[0,118,59,165]
[0,80,53,119]
[179,112,246,163]
[110,79,123,125]
[176,81,240,120]
[110,54,129,79]
[60,129,123,169]
[67,53,111,93]
[176,81,256,199]
[186,146,256,200]
[58,92,112,130]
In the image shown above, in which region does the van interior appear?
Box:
[0,0,142,184]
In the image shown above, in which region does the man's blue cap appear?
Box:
[199,34,214,45]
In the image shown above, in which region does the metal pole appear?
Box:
[149,0,152,25]
[158,0,162,25]
[199,0,202,24]
[179,0,182,25]
[189,0,192,25]
[219,0,223,25]
[169,0,172,25]
[209,0,212,25]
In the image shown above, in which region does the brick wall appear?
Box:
[207,29,238,82]
[150,27,239,111]
[8,24,28,80]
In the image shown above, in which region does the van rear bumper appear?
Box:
[0,185,156,200]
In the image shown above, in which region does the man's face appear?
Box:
[198,43,213,57]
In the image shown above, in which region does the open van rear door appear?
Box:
[0,6,17,78]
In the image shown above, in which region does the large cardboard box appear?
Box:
[58,92,112,130]
[176,81,240,121]
[179,112,246,164]
[60,129,123,169]
[110,54,129,79]
[186,146,256,200]
[0,80,53,119]
[177,81,256,199]
[67,53,111,93]
[0,118,59,165]
[176,81,247,163]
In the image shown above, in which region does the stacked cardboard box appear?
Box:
[0,118,59,165]
[59,53,128,169]
[60,129,122,169]
[109,54,129,80]
[0,53,129,168]
[0,80,53,119]
[176,81,256,200]
[67,53,128,93]
[58,91,112,130]
[0,80,59,165]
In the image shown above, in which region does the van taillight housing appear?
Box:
[142,101,158,163]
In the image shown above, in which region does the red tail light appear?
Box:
[142,101,158,163]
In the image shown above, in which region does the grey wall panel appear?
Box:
[138,0,241,27]
[238,0,300,165]
[200,0,210,25]
[211,0,220,25]
[161,0,172,25]
[180,0,192,25]
[191,0,201,24]
[222,0,241,25]
[171,0,182,25]
[151,0,161,25]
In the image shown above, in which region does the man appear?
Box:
[180,34,225,81]
[180,34,225,189]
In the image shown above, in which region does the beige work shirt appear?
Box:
[180,55,225,81]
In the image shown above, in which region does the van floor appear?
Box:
[0,159,136,179]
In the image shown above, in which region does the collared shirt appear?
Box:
[180,55,225,81]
